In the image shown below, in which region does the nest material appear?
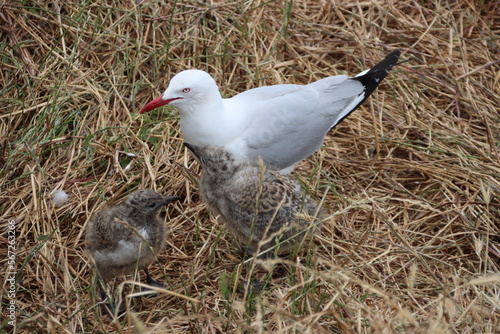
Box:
[1,1,499,333]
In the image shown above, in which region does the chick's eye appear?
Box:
[182,88,191,93]
[147,203,157,208]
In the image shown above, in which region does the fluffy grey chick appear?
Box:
[185,143,327,257]
[85,189,180,286]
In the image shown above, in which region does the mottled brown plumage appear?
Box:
[85,189,180,285]
[185,143,327,257]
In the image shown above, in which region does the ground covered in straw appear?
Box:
[1,1,499,333]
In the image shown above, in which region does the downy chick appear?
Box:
[85,189,180,286]
[185,143,327,257]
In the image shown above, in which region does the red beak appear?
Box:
[140,95,181,114]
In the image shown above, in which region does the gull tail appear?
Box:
[331,49,401,130]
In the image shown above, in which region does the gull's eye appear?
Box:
[182,88,191,93]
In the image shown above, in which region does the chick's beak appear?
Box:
[184,142,201,160]
[162,196,181,205]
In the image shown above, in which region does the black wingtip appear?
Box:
[354,49,401,84]
[350,49,401,107]
[367,49,401,75]
[328,50,401,132]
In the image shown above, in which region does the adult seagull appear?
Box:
[141,50,401,173]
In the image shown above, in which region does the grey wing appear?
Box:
[231,77,363,170]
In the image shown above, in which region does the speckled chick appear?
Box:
[185,143,327,257]
[85,189,180,285]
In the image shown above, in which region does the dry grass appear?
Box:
[1,0,499,333]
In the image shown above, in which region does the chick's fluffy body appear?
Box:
[85,190,168,282]
[193,145,325,255]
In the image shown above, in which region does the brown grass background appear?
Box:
[1,0,499,333]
